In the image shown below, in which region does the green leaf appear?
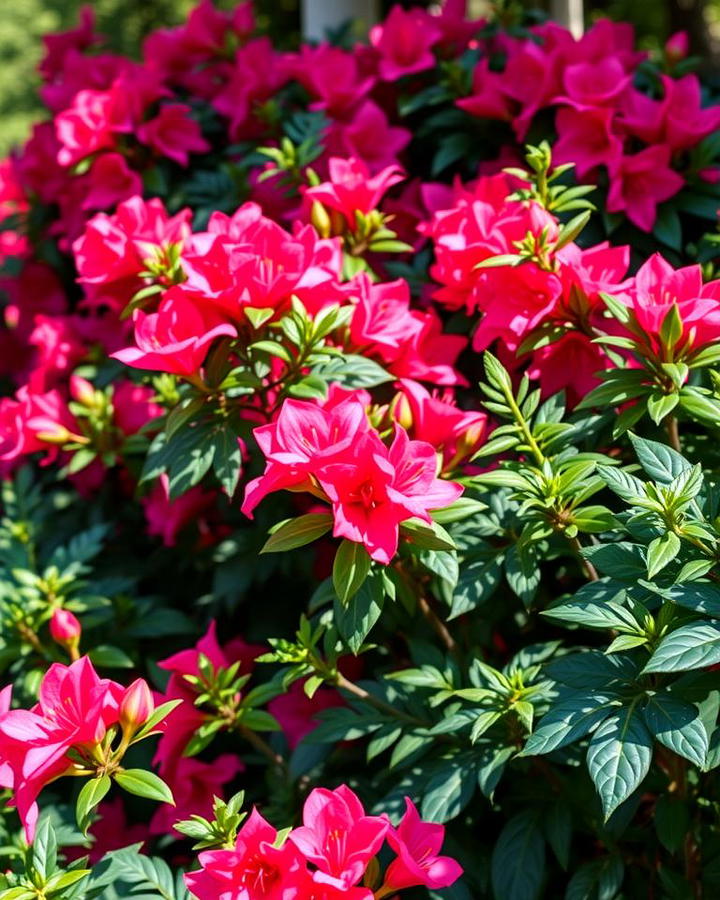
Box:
[76,774,111,835]
[88,645,134,668]
[491,811,545,900]
[654,795,690,853]
[544,802,572,870]
[32,817,57,882]
[333,539,372,605]
[211,426,243,497]
[400,517,456,551]
[260,514,333,553]
[586,705,653,819]
[646,531,681,579]
[311,355,392,388]
[565,856,624,900]
[505,542,540,608]
[643,694,708,768]
[421,755,477,823]
[647,391,679,425]
[523,692,619,756]
[334,572,385,654]
[643,621,720,673]
[542,584,639,632]
[115,769,175,805]
[665,583,720,617]
[546,651,640,689]
[629,434,692,484]
[582,543,646,581]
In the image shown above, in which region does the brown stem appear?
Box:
[665,415,682,453]
[417,595,458,656]
[568,536,599,581]
[334,671,427,728]
[236,723,288,775]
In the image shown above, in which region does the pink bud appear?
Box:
[50,608,82,645]
[70,374,96,407]
[120,678,154,729]
[665,31,689,63]
[698,168,720,185]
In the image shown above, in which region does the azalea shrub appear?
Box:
[1,1,720,899]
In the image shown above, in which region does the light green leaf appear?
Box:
[115,769,174,805]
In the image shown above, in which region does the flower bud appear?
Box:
[70,374,96,407]
[390,392,413,431]
[665,31,688,65]
[310,200,332,239]
[50,608,82,646]
[120,678,154,730]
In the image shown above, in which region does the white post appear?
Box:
[301,0,380,41]
[551,0,584,38]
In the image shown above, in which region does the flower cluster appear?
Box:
[0,658,155,841]
[458,20,720,230]
[186,785,461,899]
[242,395,463,563]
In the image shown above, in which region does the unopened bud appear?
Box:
[390,392,413,431]
[665,31,689,64]
[120,678,154,730]
[310,200,332,239]
[50,608,82,646]
[34,423,74,444]
[70,375,97,407]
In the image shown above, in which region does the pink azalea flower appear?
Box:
[381,797,463,892]
[0,658,126,841]
[333,100,411,172]
[82,152,143,211]
[302,157,404,230]
[527,330,608,407]
[289,785,388,888]
[291,44,376,117]
[55,89,118,167]
[369,5,442,81]
[622,253,720,353]
[111,290,236,377]
[606,145,684,232]
[186,808,308,899]
[138,103,210,166]
[142,474,218,547]
[154,622,263,779]
[553,106,623,178]
[241,396,370,518]
[392,379,487,471]
[319,427,462,564]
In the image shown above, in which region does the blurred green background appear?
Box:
[0,0,718,157]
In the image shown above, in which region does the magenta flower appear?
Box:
[241,396,370,518]
[606,146,684,232]
[111,290,236,377]
[289,785,388,888]
[138,103,210,166]
[303,157,404,229]
[185,807,308,899]
[0,658,126,840]
[369,6,441,81]
[381,797,463,893]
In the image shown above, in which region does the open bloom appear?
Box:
[243,399,462,564]
[289,785,388,888]
[186,808,308,899]
[381,797,463,892]
[0,657,127,840]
